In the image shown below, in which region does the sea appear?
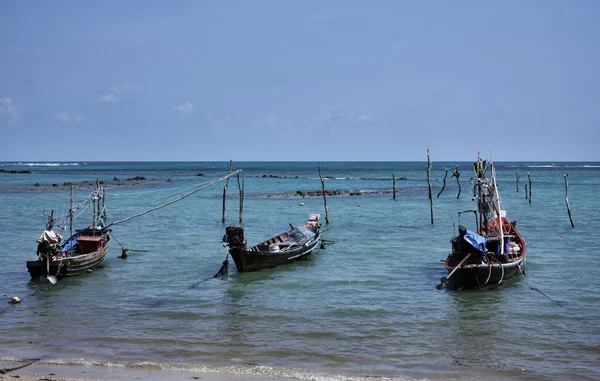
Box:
[0,161,599,381]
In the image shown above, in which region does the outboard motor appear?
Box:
[225,226,245,248]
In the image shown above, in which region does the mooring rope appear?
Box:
[483,254,493,286]
[104,170,241,228]
[213,256,229,278]
[518,265,566,305]
[190,255,230,289]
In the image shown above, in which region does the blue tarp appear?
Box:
[463,229,488,253]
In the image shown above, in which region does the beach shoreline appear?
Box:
[0,362,299,381]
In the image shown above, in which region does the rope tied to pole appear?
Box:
[105,170,241,229]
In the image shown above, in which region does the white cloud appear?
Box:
[204,113,230,129]
[306,109,382,134]
[107,84,142,94]
[312,109,375,126]
[99,93,119,103]
[0,97,22,124]
[56,112,83,123]
[254,114,294,135]
[173,102,194,115]
[211,117,231,129]
[122,84,142,92]
[98,84,141,103]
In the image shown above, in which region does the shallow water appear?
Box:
[1,161,599,381]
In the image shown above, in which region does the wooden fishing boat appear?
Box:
[28,171,242,283]
[27,182,110,283]
[224,214,322,272]
[439,154,527,290]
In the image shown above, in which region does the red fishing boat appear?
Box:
[439,154,527,290]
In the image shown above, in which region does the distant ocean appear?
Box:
[1,161,599,381]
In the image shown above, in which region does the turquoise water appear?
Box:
[1,161,599,381]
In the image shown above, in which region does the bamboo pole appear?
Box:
[437,168,448,198]
[222,160,233,223]
[318,162,330,224]
[426,149,434,224]
[564,173,574,227]
[392,174,397,199]
[527,172,532,204]
[516,172,520,192]
[237,173,244,223]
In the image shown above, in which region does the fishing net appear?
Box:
[286,226,314,242]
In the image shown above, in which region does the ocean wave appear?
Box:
[15,162,81,167]
[524,164,600,169]
[0,357,419,381]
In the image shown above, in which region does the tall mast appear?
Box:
[69,185,73,238]
[489,154,505,254]
[92,187,96,228]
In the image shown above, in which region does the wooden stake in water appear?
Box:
[222,160,233,223]
[437,168,448,198]
[318,162,330,224]
[516,172,520,192]
[527,172,532,204]
[426,149,434,224]
[237,173,244,223]
[564,173,574,227]
[451,166,461,199]
[392,174,397,199]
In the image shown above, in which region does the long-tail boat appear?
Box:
[224,214,322,272]
[439,154,527,290]
[27,181,110,283]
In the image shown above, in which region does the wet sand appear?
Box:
[0,362,297,381]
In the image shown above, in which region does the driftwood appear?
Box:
[450,166,461,199]
[516,172,520,192]
[222,160,233,223]
[564,173,574,227]
[318,163,330,224]
[426,149,434,224]
[527,172,532,204]
[237,173,244,223]
[392,174,397,199]
[437,168,449,198]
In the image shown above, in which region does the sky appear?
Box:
[1,0,599,161]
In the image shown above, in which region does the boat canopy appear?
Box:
[459,225,488,253]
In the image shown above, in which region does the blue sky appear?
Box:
[1,0,599,161]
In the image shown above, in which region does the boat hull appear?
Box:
[27,231,110,280]
[230,234,321,272]
[26,246,109,279]
[444,256,524,290]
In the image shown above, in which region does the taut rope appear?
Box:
[104,170,241,229]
